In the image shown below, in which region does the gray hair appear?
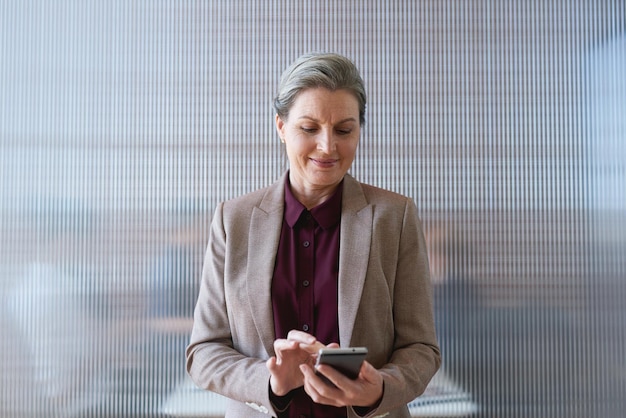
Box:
[273,52,367,125]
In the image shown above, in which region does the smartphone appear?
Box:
[315,347,368,380]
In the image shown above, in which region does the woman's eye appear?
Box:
[336,129,352,135]
[301,127,317,133]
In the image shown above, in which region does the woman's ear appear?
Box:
[275,114,285,143]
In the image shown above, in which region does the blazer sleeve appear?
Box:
[349,196,441,418]
[185,202,276,416]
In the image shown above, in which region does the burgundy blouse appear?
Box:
[271,178,344,418]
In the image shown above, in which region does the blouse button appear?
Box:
[303,241,310,248]
[302,280,310,287]
[302,324,309,332]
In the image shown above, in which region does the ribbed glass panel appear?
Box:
[1,1,624,417]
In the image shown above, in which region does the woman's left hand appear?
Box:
[298,359,384,408]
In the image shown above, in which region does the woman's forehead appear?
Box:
[290,88,360,121]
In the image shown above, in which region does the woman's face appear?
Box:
[276,88,360,200]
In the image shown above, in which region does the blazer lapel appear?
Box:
[246,173,286,357]
[337,175,372,347]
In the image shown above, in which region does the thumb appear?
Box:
[359,361,380,383]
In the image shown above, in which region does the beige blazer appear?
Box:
[186,172,441,418]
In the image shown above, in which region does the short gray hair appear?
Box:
[273,52,367,125]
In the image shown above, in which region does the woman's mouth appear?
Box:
[310,158,339,168]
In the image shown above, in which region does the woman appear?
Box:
[186,52,440,418]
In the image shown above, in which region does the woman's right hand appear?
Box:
[266,330,337,396]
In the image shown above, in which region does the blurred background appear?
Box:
[1,1,625,417]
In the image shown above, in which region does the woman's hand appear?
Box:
[298,359,384,408]
[266,330,336,396]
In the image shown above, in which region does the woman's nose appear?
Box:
[317,130,335,154]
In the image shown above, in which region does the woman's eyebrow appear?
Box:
[297,115,358,124]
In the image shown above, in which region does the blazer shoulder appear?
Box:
[221,174,286,218]
[223,186,268,211]
[357,181,414,207]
